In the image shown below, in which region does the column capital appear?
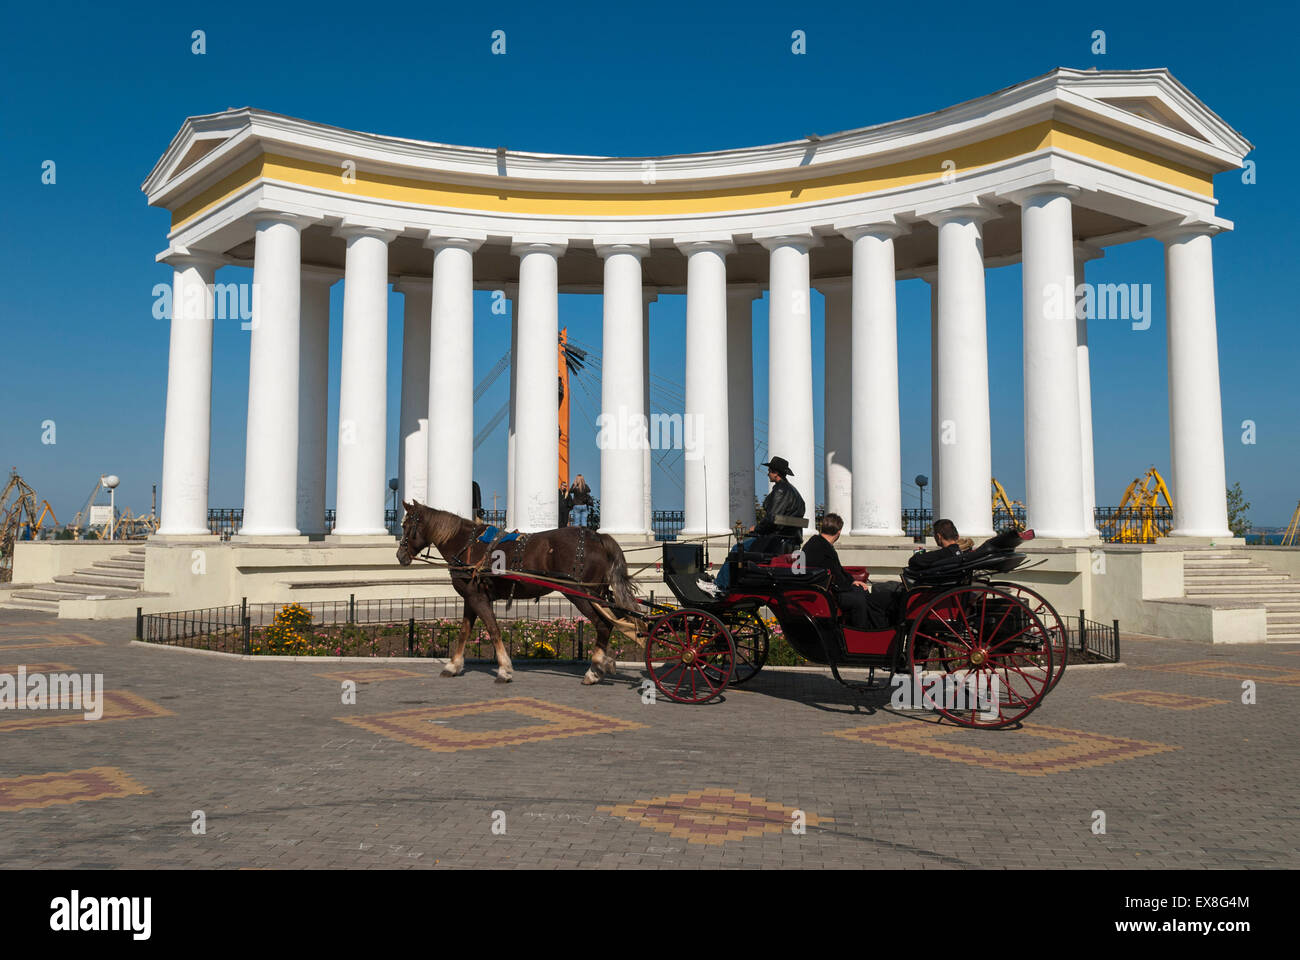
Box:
[510,238,568,258]
[424,232,486,253]
[754,230,820,252]
[595,240,651,259]
[252,211,321,231]
[675,237,735,256]
[1150,217,1228,244]
[917,201,999,228]
[999,181,1082,207]
[334,219,400,243]
[834,218,908,242]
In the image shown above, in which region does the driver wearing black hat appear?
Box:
[749,456,806,543]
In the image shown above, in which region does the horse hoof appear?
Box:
[495,675,512,684]
[440,669,459,678]
[582,670,600,685]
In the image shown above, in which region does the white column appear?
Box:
[844,223,907,536]
[331,224,396,538]
[395,277,432,510]
[1015,188,1086,538]
[240,214,313,537]
[297,268,334,536]
[426,236,483,518]
[642,291,655,534]
[1074,244,1102,537]
[506,285,518,528]
[596,243,649,534]
[727,284,759,530]
[927,207,994,537]
[923,271,941,520]
[761,235,817,506]
[1163,226,1231,538]
[157,253,219,537]
[819,279,852,524]
[511,241,566,531]
[677,240,733,537]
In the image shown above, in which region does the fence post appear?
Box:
[408,617,415,656]
[349,593,356,624]
[577,620,584,661]
[240,596,247,626]
[135,606,143,641]
[1078,609,1086,654]
[242,615,251,656]
[1112,619,1121,661]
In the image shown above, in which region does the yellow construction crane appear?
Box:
[991,478,1026,530]
[1283,501,1300,547]
[1,469,58,583]
[1113,467,1175,543]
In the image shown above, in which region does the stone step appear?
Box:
[90,561,145,577]
[53,573,143,590]
[1184,587,1300,598]
[31,581,138,599]
[1183,573,1290,584]
[3,595,59,612]
[95,557,145,569]
[1183,557,1254,566]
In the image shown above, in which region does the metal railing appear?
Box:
[1095,506,1173,544]
[1065,610,1121,662]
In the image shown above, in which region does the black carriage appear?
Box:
[641,528,1066,728]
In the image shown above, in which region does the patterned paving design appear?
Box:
[1139,659,1300,686]
[1095,689,1226,710]
[0,662,76,674]
[0,634,104,651]
[598,788,832,845]
[313,668,427,683]
[338,696,645,753]
[828,721,1179,776]
[0,766,150,812]
[0,691,172,733]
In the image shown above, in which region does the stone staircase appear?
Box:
[1182,550,1300,642]
[5,547,146,614]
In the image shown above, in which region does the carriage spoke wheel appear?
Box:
[906,584,1054,729]
[989,582,1068,691]
[645,609,735,704]
[715,608,769,686]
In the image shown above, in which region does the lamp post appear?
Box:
[102,475,120,540]
[915,474,928,538]
[388,478,399,533]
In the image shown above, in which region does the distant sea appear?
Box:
[1246,534,1290,545]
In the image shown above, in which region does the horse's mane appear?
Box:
[423,506,472,547]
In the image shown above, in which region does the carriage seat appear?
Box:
[901,528,1032,587]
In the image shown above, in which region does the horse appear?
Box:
[395,501,640,685]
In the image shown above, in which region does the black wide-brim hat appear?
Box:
[761,456,793,477]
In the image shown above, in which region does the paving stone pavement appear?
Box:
[0,610,1296,869]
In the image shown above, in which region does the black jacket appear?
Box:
[802,535,854,591]
[907,543,963,571]
[755,479,806,537]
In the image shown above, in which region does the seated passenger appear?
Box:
[908,518,964,572]
[801,513,880,629]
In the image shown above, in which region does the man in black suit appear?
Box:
[909,518,963,572]
[801,513,874,628]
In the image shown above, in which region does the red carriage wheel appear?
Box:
[906,584,1054,729]
[645,609,735,704]
[989,582,1068,691]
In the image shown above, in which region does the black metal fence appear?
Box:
[1065,610,1121,662]
[1094,507,1173,544]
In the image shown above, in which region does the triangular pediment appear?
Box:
[1097,96,1207,141]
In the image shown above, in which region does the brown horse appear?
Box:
[395,501,639,684]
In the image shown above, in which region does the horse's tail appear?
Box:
[599,534,638,611]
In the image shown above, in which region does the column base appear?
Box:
[324,533,398,545]
[1168,533,1243,545]
[150,531,221,542]
[230,534,310,544]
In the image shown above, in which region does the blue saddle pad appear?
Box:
[477,526,520,544]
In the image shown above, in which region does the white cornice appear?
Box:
[142,68,1253,216]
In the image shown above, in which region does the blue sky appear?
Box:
[2,0,1296,526]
